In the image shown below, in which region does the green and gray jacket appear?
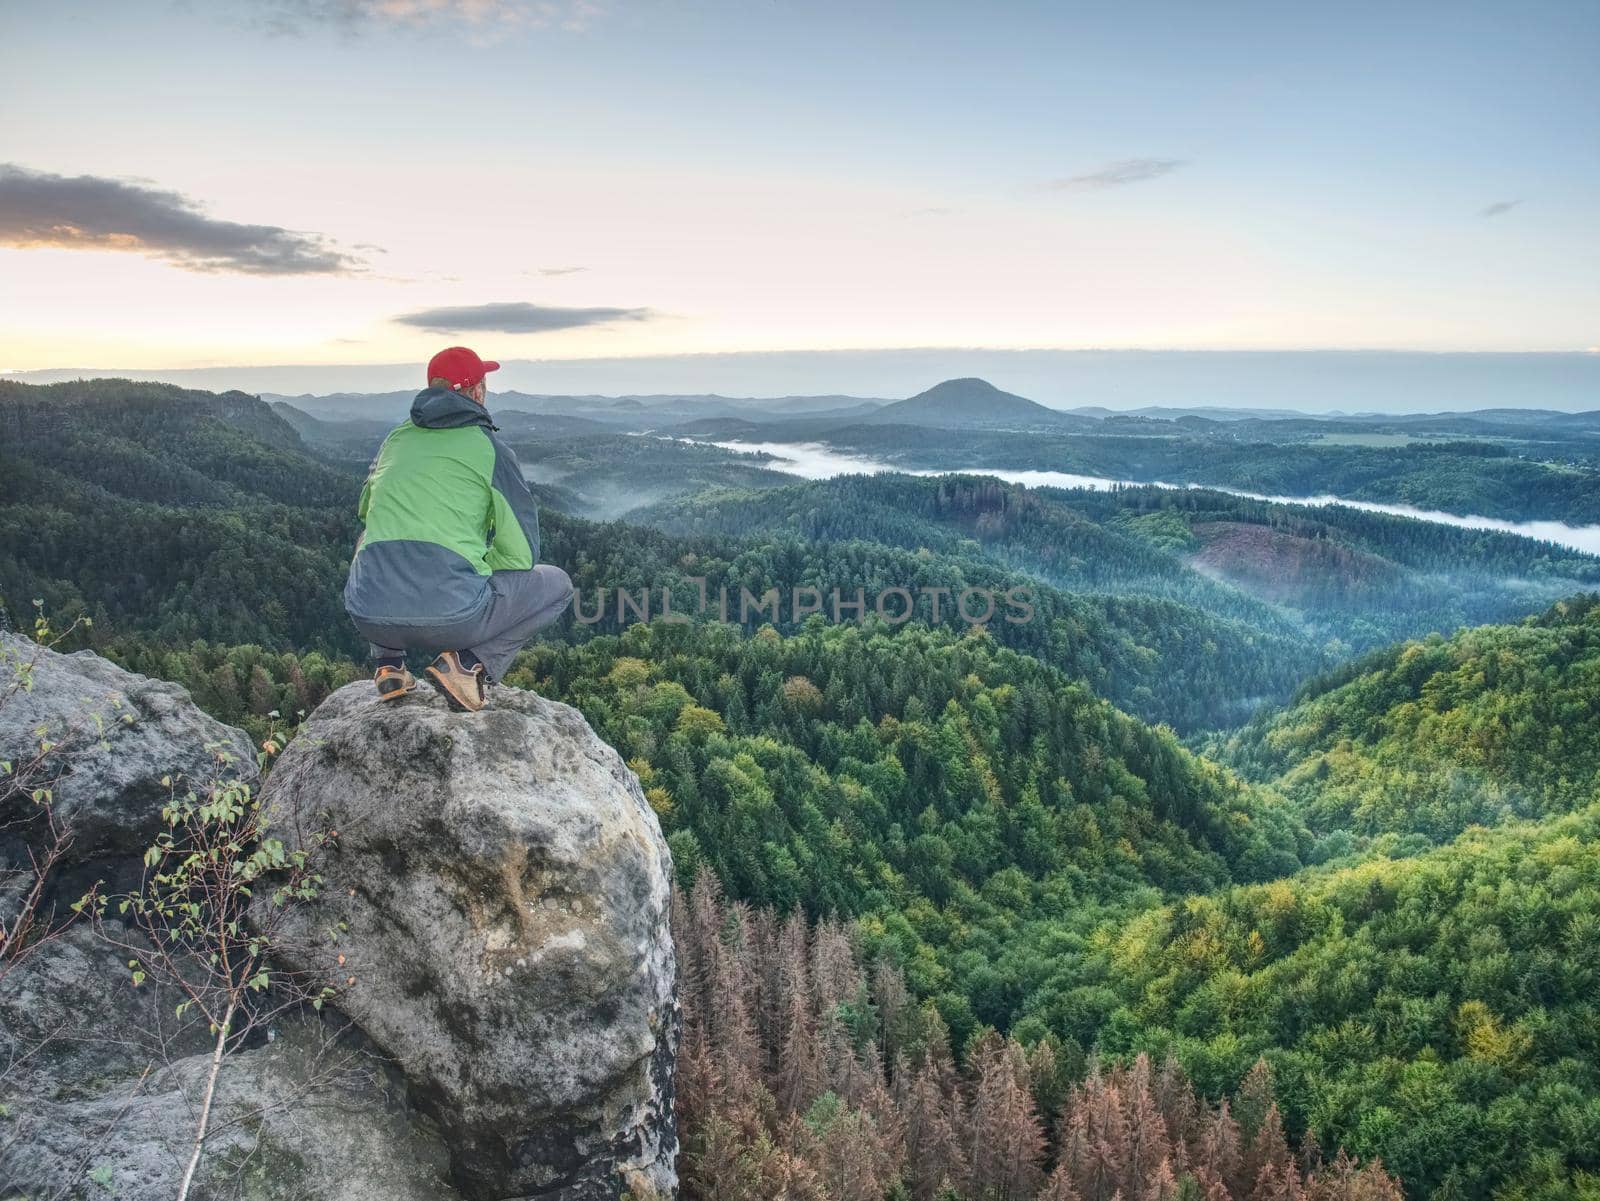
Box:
[343,387,540,626]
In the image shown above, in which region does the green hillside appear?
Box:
[1089,807,1600,1200]
[637,473,1600,656]
[1223,596,1600,841]
[0,379,360,651]
[518,617,1306,1040]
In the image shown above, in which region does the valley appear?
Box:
[701,436,1600,555]
[3,374,1599,1199]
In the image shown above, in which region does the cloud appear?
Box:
[1049,158,1187,191]
[0,163,366,275]
[533,265,587,276]
[392,301,656,334]
[896,207,955,219]
[257,0,607,37]
[1480,199,1523,218]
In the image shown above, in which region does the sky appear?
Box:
[2,0,1597,393]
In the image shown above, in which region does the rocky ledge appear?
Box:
[0,636,677,1201]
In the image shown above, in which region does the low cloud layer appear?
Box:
[1480,199,1523,218]
[0,163,366,275]
[392,301,655,334]
[259,0,606,36]
[1050,158,1186,191]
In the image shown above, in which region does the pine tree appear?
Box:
[872,955,909,1064]
[800,1104,894,1201]
[707,904,764,1114]
[1297,1126,1323,1178]
[967,1039,1046,1201]
[1196,1099,1242,1198]
[1142,1157,1180,1201]
[1153,1055,1198,1171]
[810,917,860,1021]
[1055,1101,1094,1200]
[903,1057,967,1201]
[1038,1161,1086,1201]
[1235,1058,1276,1145]
[1245,1101,1292,1197]
[1119,1055,1172,1200]
[777,979,826,1116]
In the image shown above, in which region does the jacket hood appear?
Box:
[410,386,496,430]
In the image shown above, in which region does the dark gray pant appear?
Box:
[353,565,574,683]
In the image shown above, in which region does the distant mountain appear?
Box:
[1062,402,1600,435]
[269,400,389,442]
[750,401,887,423]
[268,402,613,465]
[262,390,888,428]
[508,394,890,428]
[516,392,887,414]
[493,410,618,438]
[29,350,1599,414]
[263,390,418,421]
[1074,404,1314,422]
[1385,407,1600,433]
[860,378,1088,429]
[266,390,645,423]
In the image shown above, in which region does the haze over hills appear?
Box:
[263,388,888,425]
[259,375,1600,444]
[253,373,1600,533]
[17,348,1600,413]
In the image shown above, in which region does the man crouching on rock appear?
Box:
[343,346,574,712]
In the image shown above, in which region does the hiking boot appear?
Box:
[374,664,417,701]
[425,651,488,713]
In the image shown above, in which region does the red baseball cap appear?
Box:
[426,346,500,390]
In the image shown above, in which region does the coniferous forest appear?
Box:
[4,378,1600,1200]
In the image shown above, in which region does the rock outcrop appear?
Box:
[0,643,678,1201]
[262,681,679,1201]
[0,632,255,871]
[4,934,460,1201]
